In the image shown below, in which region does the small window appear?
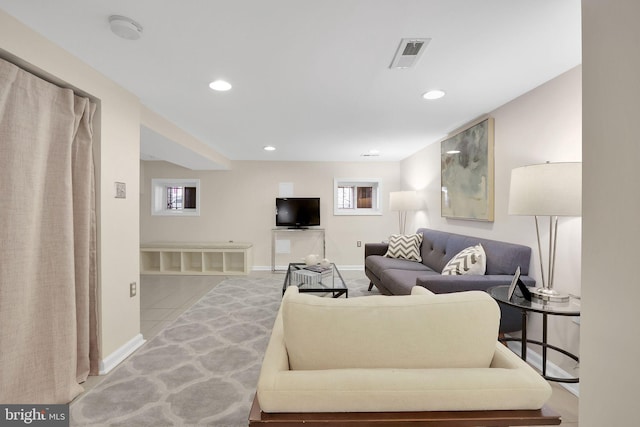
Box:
[166,186,197,210]
[334,179,381,216]
[152,179,200,216]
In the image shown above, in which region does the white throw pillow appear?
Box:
[441,244,486,275]
[384,233,423,262]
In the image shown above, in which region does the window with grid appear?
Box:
[167,187,183,209]
[337,186,354,209]
[152,179,200,216]
[166,186,197,210]
[334,179,381,215]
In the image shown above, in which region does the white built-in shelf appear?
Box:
[140,242,252,275]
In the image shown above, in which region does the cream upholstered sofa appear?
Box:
[256,286,552,414]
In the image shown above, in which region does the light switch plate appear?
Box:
[115,182,126,199]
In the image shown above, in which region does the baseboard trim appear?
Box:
[99,333,146,375]
[252,266,273,271]
[334,265,364,271]
[506,341,580,397]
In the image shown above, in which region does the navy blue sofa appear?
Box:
[364,228,535,333]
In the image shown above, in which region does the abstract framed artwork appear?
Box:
[441,117,494,221]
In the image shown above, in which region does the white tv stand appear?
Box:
[140,242,252,275]
[271,228,325,272]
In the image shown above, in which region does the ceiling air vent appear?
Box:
[389,38,431,69]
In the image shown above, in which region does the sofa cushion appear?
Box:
[257,286,552,414]
[379,268,438,295]
[442,244,487,275]
[410,285,434,295]
[282,286,500,371]
[418,228,532,275]
[384,233,423,261]
[365,255,431,281]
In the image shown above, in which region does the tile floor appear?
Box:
[140,274,226,338]
[82,272,580,426]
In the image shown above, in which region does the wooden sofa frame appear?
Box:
[249,395,561,426]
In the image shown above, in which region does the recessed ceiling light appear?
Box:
[422,89,446,100]
[209,80,232,91]
[263,145,276,151]
[446,150,461,154]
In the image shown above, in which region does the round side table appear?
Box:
[487,285,580,383]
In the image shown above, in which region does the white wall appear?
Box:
[401,66,582,374]
[140,160,400,268]
[0,10,141,361]
[141,106,231,170]
[140,67,583,375]
[581,0,640,424]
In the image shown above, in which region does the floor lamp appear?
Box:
[508,162,581,302]
[389,191,420,234]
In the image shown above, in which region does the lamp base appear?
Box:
[530,287,570,303]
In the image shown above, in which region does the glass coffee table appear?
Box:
[283,263,348,298]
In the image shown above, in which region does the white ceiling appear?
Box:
[0,0,581,165]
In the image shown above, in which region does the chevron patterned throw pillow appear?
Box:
[441,244,487,275]
[384,233,423,262]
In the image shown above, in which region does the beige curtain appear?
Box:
[0,58,98,403]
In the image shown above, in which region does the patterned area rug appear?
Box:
[70,274,375,427]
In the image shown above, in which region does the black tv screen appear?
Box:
[276,198,320,228]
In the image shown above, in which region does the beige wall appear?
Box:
[1,7,600,402]
[0,11,141,359]
[401,66,583,375]
[141,67,582,376]
[141,106,231,170]
[581,0,640,424]
[140,160,400,268]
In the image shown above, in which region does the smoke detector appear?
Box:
[390,38,431,69]
[109,15,143,40]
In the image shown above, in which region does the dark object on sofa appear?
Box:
[364,228,536,333]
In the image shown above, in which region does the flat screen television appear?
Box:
[275,197,320,228]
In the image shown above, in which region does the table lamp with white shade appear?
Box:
[389,191,421,234]
[508,162,582,302]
